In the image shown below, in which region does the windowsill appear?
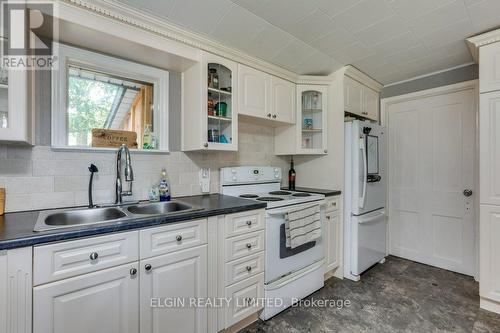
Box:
[51,146,170,154]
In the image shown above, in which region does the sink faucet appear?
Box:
[115,144,134,204]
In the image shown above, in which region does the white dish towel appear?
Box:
[285,204,321,249]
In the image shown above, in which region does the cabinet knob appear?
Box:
[267,113,272,118]
[272,114,277,119]
[244,297,252,305]
[324,149,328,153]
[130,268,137,276]
[246,243,252,249]
[176,235,182,242]
[246,220,252,226]
[246,266,252,272]
[145,264,152,271]
[89,252,98,261]
[203,143,208,148]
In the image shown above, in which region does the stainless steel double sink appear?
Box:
[33,201,204,232]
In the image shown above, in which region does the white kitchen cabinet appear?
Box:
[33,262,139,333]
[238,64,270,120]
[0,247,32,333]
[480,205,500,307]
[238,64,295,124]
[344,76,379,122]
[324,196,342,276]
[270,76,295,124]
[480,91,500,206]
[479,42,500,93]
[0,60,32,144]
[275,84,328,155]
[183,52,238,151]
[140,245,208,333]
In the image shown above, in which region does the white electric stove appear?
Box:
[220,166,326,320]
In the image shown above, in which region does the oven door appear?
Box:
[265,201,325,284]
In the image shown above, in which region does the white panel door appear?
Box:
[140,245,208,333]
[388,88,476,276]
[270,76,295,124]
[480,91,500,205]
[325,211,340,271]
[238,64,270,120]
[33,263,139,333]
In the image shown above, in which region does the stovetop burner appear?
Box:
[269,191,292,195]
[239,194,259,198]
[256,197,285,202]
[292,193,312,197]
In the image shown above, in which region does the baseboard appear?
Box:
[221,312,259,333]
[324,265,343,281]
[480,297,500,314]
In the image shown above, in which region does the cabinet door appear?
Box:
[296,85,328,155]
[271,76,295,124]
[325,212,340,271]
[480,205,500,303]
[480,42,500,93]
[238,64,270,119]
[364,87,379,121]
[480,91,500,205]
[33,263,139,333]
[140,245,208,333]
[344,77,364,116]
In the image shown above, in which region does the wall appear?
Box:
[0,72,287,213]
[380,64,478,99]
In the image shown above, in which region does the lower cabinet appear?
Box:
[33,263,139,333]
[324,196,342,275]
[140,245,208,333]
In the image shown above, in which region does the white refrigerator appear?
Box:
[344,120,387,281]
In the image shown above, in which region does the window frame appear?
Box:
[51,43,169,152]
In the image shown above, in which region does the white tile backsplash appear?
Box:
[0,119,288,212]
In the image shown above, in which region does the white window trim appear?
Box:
[51,43,169,152]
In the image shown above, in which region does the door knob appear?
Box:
[89,252,98,260]
[463,189,473,197]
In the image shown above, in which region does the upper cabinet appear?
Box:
[344,76,379,122]
[238,64,295,124]
[479,42,500,93]
[0,56,32,144]
[183,52,238,151]
[275,84,328,155]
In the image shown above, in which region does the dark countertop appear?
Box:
[282,187,342,197]
[0,194,266,250]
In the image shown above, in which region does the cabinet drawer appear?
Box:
[225,210,265,238]
[225,251,265,286]
[325,197,340,212]
[140,219,207,259]
[34,231,138,286]
[225,230,265,262]
[224,273,264,328]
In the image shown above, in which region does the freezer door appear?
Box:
[351,209,387,275]
[351,121,386,215]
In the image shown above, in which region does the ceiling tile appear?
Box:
[316,0,362,17]
[287,10,336,43]
[310,28,356,53]
[354,15,409,47]
[229,0,271,12]
[420,19,474,49]
[271,39,317,70]
[370,31,424,55]
[330,0,394,33]
[243,24,295,62]
[329,42,372,63]
[467,0,500,32]
[210,5,267,50]
[384,44,429,65]
[292,52,342,75]
[407,1,469,37]
[250,0,319,31]
[388,0,455,21]
[117,0,177,18]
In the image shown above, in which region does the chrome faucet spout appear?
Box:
[115,144,134,204]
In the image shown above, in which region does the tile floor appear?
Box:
[240,256,500,333]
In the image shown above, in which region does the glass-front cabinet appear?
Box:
[296,85,327,154]
[0,37,31,144]
[182,52,238,151]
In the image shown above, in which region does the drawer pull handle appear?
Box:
[246,243,252,249]
[89,252,99,261]
[246,266,252,272]
[176,235,182,242]
[145,264,152,271]
[130,268,137,276]
[246,220,252,226]
[244,297,252,305]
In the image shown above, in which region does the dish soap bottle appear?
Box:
[288,156,296,190]
[158,168,171,201]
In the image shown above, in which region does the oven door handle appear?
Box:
[267,202,324,216]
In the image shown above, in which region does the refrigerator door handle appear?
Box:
[359,138,367,209]
[358,210,386,224]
